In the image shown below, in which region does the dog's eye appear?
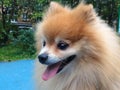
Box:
[57,41,69,50]
[43,41,46,47]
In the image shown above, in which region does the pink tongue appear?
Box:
[42,62,61,81]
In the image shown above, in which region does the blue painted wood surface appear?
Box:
[0,60,35,90]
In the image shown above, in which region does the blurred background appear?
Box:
[0,0,120,61]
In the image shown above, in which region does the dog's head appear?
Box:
[35,2,102,81]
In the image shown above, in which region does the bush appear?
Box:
[11,29,36,55]
[0,21,6,46]
[0,21,17,46]
[0,28,6,46]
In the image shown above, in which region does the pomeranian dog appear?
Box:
[35,1,120,90]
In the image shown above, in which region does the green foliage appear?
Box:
[1,0,11,7]
[0,45,36,61]
[0,21,7,46]
[0,28,6,46]
[11,29,36,55]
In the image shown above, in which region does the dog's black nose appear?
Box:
[38,53,48,64]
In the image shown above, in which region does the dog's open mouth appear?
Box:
[42,55,76,81]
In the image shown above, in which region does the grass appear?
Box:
[0,45,36,62]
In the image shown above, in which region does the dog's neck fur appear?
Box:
[37,60,120,90]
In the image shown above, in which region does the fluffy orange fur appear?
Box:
[35,2,120,90]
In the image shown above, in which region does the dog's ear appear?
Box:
[45,2,65,18]
[73,3,96,23]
